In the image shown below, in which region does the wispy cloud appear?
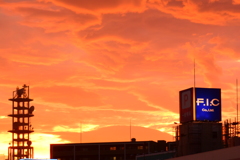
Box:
[0,0,240,158]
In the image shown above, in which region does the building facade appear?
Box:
[50,139,167,160]
[176,122,222,156]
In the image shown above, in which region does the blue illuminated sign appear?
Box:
[195,88,221,121]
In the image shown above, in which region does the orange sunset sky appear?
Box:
[1,0,240,158]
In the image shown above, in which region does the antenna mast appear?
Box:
[80,122,82,143]
[194,59,196,88]
[237,79,239,136]
[130,119,131,140]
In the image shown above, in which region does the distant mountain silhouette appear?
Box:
[47,126,174,143]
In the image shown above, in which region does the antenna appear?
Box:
[237,79,239,135]
[194,59,196,88]
[80,122,82,143]
[130,119,131,140]
[193,58,196,121]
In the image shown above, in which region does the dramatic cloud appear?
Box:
[0,0,240,158]
[149,0,240,25]
[46,0,147,14]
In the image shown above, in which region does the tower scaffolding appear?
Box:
[8,84,34,160]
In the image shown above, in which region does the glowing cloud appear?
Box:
[0,0,240,158]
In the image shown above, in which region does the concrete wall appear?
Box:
[177,122,222,156]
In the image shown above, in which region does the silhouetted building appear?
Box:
[176,122,222,156]
[8,85,35,160]
[166,141,176,151]
[50,138,167,160]
[177,87,223,156]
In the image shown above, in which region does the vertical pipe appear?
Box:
[12,100,14,150]
[28,85,29,99]
[17,100,20,159]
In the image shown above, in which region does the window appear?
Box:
[137,146,143,150]
[110,147,116,150]
[82,147,88,151]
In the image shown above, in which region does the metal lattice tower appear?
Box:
[8,84,34,160]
